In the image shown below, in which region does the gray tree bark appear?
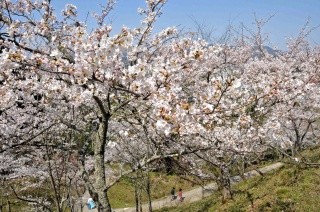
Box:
[92,96,112,212]
[93,120,112,212]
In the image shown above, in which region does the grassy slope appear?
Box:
[108,172,198,208]
[2,147,320,211]
[0,169,198,210]
[157,147,320,212]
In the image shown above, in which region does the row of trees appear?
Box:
[0,0,319,211]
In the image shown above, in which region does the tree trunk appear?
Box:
[93,120,112,212]
[219,165,232,203]
[146,172,152,212]
[139,190,143,212]
[6,198,11,212]
[45,144,63,212]
[221,185,232,202]
[135,181,139,212]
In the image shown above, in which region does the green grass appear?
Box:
[3,146,320,211]
[0,179,53,212]
[157,146,320,212]
[108,172,198,208]
[0,169,198,210]
[0,177,81,212]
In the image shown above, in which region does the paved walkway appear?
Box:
[80,162,284,212]
[75,194,98,212]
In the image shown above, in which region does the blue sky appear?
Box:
[53,0,320,49]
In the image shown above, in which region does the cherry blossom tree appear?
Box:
[1,0,320,210]
[264,39,320,157]
[0,0,183,210]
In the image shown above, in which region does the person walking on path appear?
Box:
[178,188,184,202]
[170,187,176,200]
[87,197,96,210]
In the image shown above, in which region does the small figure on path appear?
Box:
[170,187,176,200]
[87,197,96,210]
[178,188,184,202]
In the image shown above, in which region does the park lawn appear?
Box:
[3,146,320,211]
[0,167,200,210]
[157,146,320,212]
[0,179,63,212]
[107,149,283,209]
[108,172,199,208]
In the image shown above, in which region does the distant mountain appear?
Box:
[252,45,283,58]
[207,43,283,58]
